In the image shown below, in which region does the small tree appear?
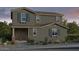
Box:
[0,21,12,43]
[67,21,79,34]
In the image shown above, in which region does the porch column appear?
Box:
[12,28,15,43]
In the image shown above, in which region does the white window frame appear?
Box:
[36,15,40,23]
[21,13,26,22]
[33,28,37,36]
[52,28,58,37]
[56,16,60,21]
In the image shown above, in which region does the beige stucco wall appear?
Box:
[12,9,36,26]
[36,15,63,25]
[28,24,67,43]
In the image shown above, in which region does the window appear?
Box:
[52,28,58,36]
[33,28,37,36]
[21,13,27,23]
[56,16,60,21]
[36,15,40,23]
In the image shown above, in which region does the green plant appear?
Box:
[65,35,79,43]
[42,37,48,45]
[1,37,7,43]
[39,41,43,45]
[48,41,52,44]
[27,39,35,45]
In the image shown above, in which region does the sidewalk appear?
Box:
[0,43,79,51]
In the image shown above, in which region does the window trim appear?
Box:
[33,28,37,36]
[36,15,40,23]
[56,16,60,21]
[52,28,58,37]
[21,13,27,23]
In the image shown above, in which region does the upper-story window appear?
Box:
[56,16,59,21]
[36,15,40,23]
[21,13,27,23]
[56,16,61,22]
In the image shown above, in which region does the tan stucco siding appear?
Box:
[36,15,63,25]
[12,9,36,26]
[57,26,67,42]
[28,24,67,43]
[38,15,56,25]
[28,28,42,42]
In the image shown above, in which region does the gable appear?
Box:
[39,22,68,29]
[11,7,35,14]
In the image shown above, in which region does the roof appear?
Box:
[11,7,64,16]
[54,23,68,29]
[39,22,68,29]
[35,11,64,16]
[11,7,35,14]
[12,22,68,29]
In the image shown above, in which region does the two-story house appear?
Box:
[11,7,67,43]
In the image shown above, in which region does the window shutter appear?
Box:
[17,13,21,23]
[26,14,28,21]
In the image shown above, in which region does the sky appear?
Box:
[0,7,79,24]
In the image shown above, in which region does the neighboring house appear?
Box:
[11,7,67,43]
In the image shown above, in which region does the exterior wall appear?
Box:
[36,15,56,25]
[12,9,36,26]
[28,24,67,43]
[36,15,63,25]
[57,26,67,42]
[28,28,42,42]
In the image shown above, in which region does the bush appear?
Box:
[1,37,7,43]
[38,41,43,45]
[66,35,79,43]
[27,39,35,45]
[42,37,48,45]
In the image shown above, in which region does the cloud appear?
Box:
[0,7,79,24]
[0,7,16,20]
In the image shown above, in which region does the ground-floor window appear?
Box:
[33,28,37,36]
[52,28,58,37]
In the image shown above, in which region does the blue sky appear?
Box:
[0,7,79,24]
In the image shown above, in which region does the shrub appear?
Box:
[27,39,35,45]
[48,41,52,44]
[66,35,79,43]
[42,37,48,45]
[1,37,7,43]
[39,41,43,45]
